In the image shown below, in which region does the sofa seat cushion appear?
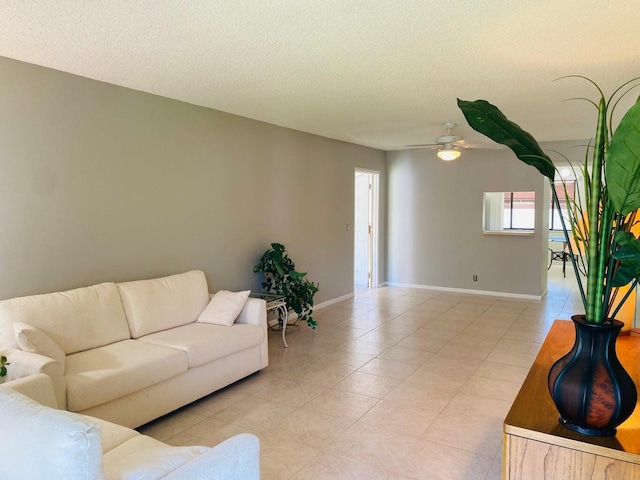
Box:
[117,270,210,339]
[138,323,265,368]
[65,339,189,412]
[104,435,208,480]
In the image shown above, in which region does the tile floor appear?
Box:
[138,265,581,479]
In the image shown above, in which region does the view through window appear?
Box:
[550,181,576,231]
[483,191,535,232]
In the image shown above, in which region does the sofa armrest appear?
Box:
[162,433,260,480]
[2,373,58,408]
[0,348,65,408]
[236,298,266,328]
[0,348,63,379]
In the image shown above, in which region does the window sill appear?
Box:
[483,230,535,237]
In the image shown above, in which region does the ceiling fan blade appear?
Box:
[404,143,439,149]
[452,140,471,149]
[462,141,506,150]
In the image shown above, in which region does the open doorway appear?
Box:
[354,169,379,293]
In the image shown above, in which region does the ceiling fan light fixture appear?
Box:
[437,148,461,161]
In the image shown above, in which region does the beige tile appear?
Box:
[259,430,320,480]
[137,409,207,442]
[212,396,297,433]
[326,422,418,472]
[338,339,390,356]
[333,371,403,398]
[391,438,494,480]
[477,310,520,323]
[252,378,327,407]
[395,334,449,353]
[474,360,529,384]
[420,299,461,311]
[502,328,549,344]
[378,345,435,366]
[423,409,503,457]
[383,381,457,411]
[444,393,513,421]
[486,455,503,480]
[485,348,537,369]
[404,355,482,385]
[392,311,438,327]
[329,352,378,370]
[462,323,512,340]
[302,388,380,420]
[436,343,492,362]
[285,361,356,387]
[360,399,442,437]
[446,332,499,350]
[163,417,254,447]
[411,324,461,339]
[374,322,422,336]
[493,337,543,355]
[290,453,390,480]
[402,367,471,391]
[276,408,354,450]
[426,313,476,331]
[349,315,388,329]
[385,474,418,480]
[356,329,410,347]
[358,357,420,380]
[459,375,521,402]
[448,302,492,315]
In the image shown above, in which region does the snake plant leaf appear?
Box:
[606,100,640,216]
[457,99,555,180]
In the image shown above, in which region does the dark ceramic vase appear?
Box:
[548,315,637,436]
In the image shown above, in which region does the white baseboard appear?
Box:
[315,293,354,310]
[384,282,544,300]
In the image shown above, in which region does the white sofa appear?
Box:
[0,270,268,428]
[1,374,260,480]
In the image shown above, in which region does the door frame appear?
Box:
[354,168,380,289]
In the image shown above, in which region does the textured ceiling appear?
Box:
[0,1,639,151]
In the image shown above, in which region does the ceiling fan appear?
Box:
[406,121,468,161]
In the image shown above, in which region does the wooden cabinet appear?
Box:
[503,320,640,479]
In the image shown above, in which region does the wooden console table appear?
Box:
[503,320,640,479]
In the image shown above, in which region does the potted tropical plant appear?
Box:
[254,243,319,330]
[458,77,640,436]
[0,355,9,383]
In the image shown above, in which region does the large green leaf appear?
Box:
[612,231,640,286]
[457,99,555,180]
[606,100,640,216]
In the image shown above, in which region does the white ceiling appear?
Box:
[0,1,639,151]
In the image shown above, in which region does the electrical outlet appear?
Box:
[473,275,478,282]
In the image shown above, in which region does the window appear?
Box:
[483,191,536,232]
[550,181,576,231]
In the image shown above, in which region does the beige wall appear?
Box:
[0,56,386,301]
[386,147,548,297]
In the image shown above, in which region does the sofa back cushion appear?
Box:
[0,282,131,355]
[0,385,104,480]
[117,270,210,338]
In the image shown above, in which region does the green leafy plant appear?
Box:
[458,77,640,324]
[0,355,9,378]
[254,243,320,330]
